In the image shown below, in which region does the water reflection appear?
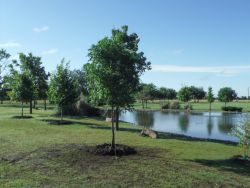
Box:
[217,113,236,134]
[135,111,154,129]
[207,114,213,136]
[178,114,189,133]
[119,110,244,141]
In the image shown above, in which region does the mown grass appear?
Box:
[0,105,249,187]
[134,100,250,112]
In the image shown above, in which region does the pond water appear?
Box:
[119,110,248,142]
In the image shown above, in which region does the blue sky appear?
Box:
[0,0,249,96]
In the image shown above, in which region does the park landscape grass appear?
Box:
[0,104,250,187]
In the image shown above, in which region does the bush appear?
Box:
[161,102,170,109]
[169,101,180,109]
[222,106,243,112]
[184,104,193,110]
[60,100,101,116]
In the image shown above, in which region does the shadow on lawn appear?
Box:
[191,158,250,176]
[41,118,237,146]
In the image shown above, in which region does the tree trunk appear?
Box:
[142,100,144,109]
[44,99,47,110]
[115,107,119,130]
[209,102,211,112]
[29,100,32,114]
[111,106,116,156]
[60,107,63,121]
[0,99,3,104]
[33,100,36,108]
[225,102,226,107]
[21,101,24,117]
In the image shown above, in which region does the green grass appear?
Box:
[134,100,250,112]
[0,105,249,187]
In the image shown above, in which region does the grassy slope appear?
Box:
[134,100,250,112]
[0,106,249,188]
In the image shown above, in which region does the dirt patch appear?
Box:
[42,119,74,125]
[89,143,136,156]
[12,116,33,119]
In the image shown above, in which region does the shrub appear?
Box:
[60,100,101,116]
[169,101,180,109]
[184,104,193,110]
[161,102,170,109]
[222,106,243,112]
[230,115,250,160]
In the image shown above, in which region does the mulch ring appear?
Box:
[231,155,250,166]
[12,116,33,119]
[42,119,74,125]
[89,143,136,156]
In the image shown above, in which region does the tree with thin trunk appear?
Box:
[48,59,79,121]
[207,87,214,111]
[85,25,150,151]
[12,73,33,117]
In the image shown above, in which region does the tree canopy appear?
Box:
[218,87,237,106]
[84,25,150,149]
[48,59,79,119]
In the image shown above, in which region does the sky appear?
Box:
[0,0,250,96]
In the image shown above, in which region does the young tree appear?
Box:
[12,73,34,117]
[178,86,191,103]
[48,59,79,120]
[207,87,214,111]
[18,53,49,112]
[189,86,206,102]
[0,49,11,104]
[85,25,150,150]
[230,115,250,160]
[218,87,237,107]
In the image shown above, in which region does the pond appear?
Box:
[119,110,248,142]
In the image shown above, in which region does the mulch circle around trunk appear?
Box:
[42,119,74,125]
[90,143,136,156]
[12,116,33,119]
[231,155,250,166]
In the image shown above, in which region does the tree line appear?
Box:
[136,83,238,108]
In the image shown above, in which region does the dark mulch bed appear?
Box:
[231,155,250,166]
[12,116,33,119]
[42,119,74,125]
[89,143,136,156]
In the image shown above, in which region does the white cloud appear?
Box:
[0,41,21,48]
[42,48,58,55]
[152,64,250,76]
[33,26,49,33]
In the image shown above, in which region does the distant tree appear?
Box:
[71,69,88,96]
[218,87,237,107]
[178,86,191,103]
[137,83,157,108]
[85,25,150,151]
[189,86,206,102]
[12,73,34,117]
[0,49,11,104]
[48,59,79,120]
[207,87,214,111]
[166,88,177,100]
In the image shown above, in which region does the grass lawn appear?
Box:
[0,105,249,187]
[134,100,250,112]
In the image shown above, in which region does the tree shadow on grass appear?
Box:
[191,158,250,177]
